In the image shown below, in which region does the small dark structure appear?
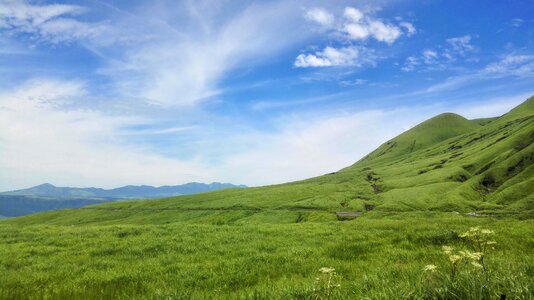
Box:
[364,204,376,211]
[336,211,362,221]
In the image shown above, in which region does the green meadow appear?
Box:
[1,214,533,299]
[1,97,533,299]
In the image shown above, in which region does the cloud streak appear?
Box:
[0,0,112,44]
[1,0,310,106]
[98,1,309,106]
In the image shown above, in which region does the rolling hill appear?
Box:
[8,97,533,225]
[0,97,532,299]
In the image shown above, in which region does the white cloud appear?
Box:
[343,7,364,22]
[0,0,84,26]
[399,21,416,36]
[340,7,402,44]
[0,79,215,190]
[446,35,474,55]
[0,0,109,44]
[295,46,358,67]
[343,23,370,40]
[2,1,310,107]
[401,56,418,72]
[417,54,534,93]
[484,54,534,77]
[297,6,409,68]
[217,109,412,185]
[339,78,368,86]
[367,20,402,44]
[509,18,523,27]
[295,46,375,68]
[422,49,438,64]
[97,1,308,106]
[402,35,476,72]
[305,7,334,27]
[304,7,409,44]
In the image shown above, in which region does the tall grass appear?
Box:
[1,213,532,299]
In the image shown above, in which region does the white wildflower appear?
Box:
[423,264,438,272]
[319,267,335,274]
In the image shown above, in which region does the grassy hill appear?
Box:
[0,97,532,299]
[8,97,533,225]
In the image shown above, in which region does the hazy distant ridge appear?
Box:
[0,182,246,217]
[1,182,247,199]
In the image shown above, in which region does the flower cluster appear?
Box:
[423,227,497,283]
[313,267,341,298]
[319,267,336,274]
[442,246,484,270]
[423,264,438,273]
[459,227,497,252]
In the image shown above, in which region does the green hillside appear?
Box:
[0,97,533,299]
[362,112,481,162]
[8,97,533,225]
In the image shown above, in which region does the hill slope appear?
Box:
[6,96,533,225]
[1,97,532,299]
[361,112,482,162]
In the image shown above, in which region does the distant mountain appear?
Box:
[1,182,246,199]
[0,182,246,217]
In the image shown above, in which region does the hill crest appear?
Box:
[361,111,480,163]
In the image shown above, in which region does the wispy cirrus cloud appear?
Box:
[484,54,534,77]
[415,54,534,94]
[98,1,312,107]
[0,0,111,44]
[1,0,310,107]
[508,18,524,28]
[401,35,476,72]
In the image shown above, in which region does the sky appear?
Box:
[0,0,533,191]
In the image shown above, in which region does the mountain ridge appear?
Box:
[0,182,247,217]
[1,182,247,199]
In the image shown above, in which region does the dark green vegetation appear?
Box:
[0,182,245,217]
[1,97,533,299]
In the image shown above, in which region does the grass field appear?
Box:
[1,97,533,299]
[1,213,532,299]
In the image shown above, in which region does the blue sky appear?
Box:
[0,0,533,190]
